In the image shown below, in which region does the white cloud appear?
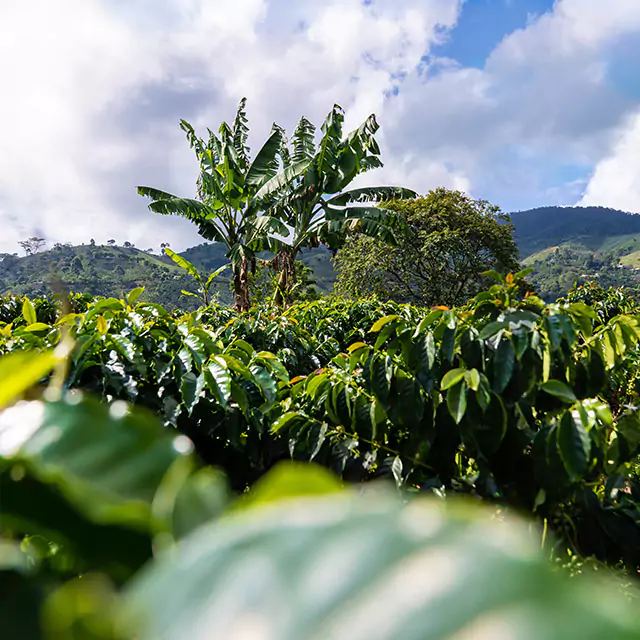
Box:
[376,0,640,210]
[0,0,161,250]
[0,0,463,254]
[580,110,640,212]
[1,0,640,257]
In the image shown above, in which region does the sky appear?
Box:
[1,0,640,253]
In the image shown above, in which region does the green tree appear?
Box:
[138,99,288,312]
[18,237,46,256]
[334,188,520,307]
[258,105,415,305]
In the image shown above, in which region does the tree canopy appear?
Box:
[334,188,520,307]
[138,98,288,311]
[259,105,415,304]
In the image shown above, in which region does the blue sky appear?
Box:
[0,0,639,252]
[435,0,556,68]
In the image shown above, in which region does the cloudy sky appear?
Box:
[1,0,640,254]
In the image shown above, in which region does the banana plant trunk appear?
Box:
[233,258,251,312]
[274,249,297,307]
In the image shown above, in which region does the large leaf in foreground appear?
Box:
[127,480,640,640]
[0,350,58,409]
[0,463,151,580]
[0,395,193,528]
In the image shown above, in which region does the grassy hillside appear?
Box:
[509,206,640,300]
[511,205,640,258]
[4,205,640,305]
[0,244,232,308]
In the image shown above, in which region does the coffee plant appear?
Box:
[3,270,640,636]
[1,354,639,639]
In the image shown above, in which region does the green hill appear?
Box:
[512,207,640,300]
[3,205,640,305]
[511,206,640,258]
[0,243,232,309]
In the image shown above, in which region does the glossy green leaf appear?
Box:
[446,382,467,424]
[540,380,577,404]
[127,489,640,640]
[271,411,305,434]
[180,372,205,414]
[492,339,515,393]
[441,368,465,391]
[557,410,591,480]
[127,287,145,306]
[22,322,51,333]
[22,298,37,325]
[205,358,232,407]
[250,364,277,402]
[465,368,480,391]
[0,351,57,410]
[370,355,392,403]
[369,315,400,334]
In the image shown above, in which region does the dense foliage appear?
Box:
[335,189,520,306]
[0,244,215,310]
[0,364,638,640]
[253,104,415,304]
[138,100,413,310]
[138,99,291,311]
[3,272,640,572]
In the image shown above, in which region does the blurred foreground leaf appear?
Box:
[127,478,640,640]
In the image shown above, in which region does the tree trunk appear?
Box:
[274,249,297,307]
[233,258,251,312]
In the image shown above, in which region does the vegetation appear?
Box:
[248,257,320,305]
[138,98,289,312]
[513,205,640,258]
[256,104,415,304]
[335,189,520,306]
[5,99,640,636]
[163,248,229,306]
[3,273,640,635]
[6,206,640,307]
[139,100,415,309]
[514,206,640,300]
[0,243,222,310]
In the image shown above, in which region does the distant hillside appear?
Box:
[511,206,640,259]
[0,244,232,308]
[4,205,640,306]
[0,242,332,307]
[511,206,640,300]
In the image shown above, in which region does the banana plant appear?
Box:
[138,99,289,312]
[164,248,229,307]
[256,105,417,305]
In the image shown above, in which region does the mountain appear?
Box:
[511,206,640,259]
[0,243,232,309]
[511,206,640,300]
[3,205,640,305]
